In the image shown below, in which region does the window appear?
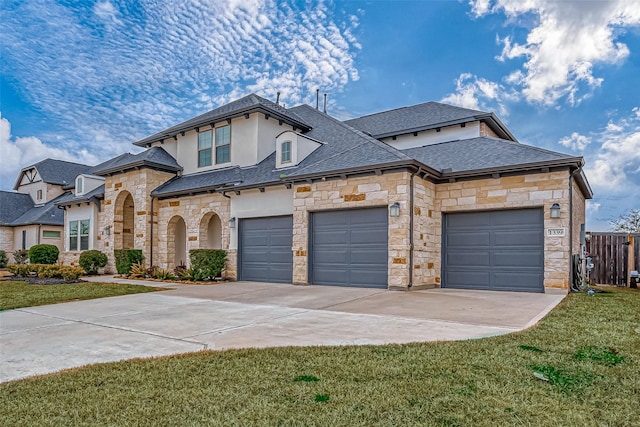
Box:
[69,220,90,251]
[43,230,61,239]
[281,141,292,163]
[198,130,213,167]
[76,176,84,194]
[215,125,231,164]
[37,189,43,201]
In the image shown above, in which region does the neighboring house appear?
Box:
[53,93,591,293]
[0,159,92,260]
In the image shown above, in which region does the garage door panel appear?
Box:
[240,216,293,283]
[492,272,543,291]
[311,208,388,288]
[446,251,490,266]
[493,230,543,246]
[492,251,544,267]
[448,231,492,247]
[443,208,544,292]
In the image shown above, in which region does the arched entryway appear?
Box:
[114,191,135,250]
[199,212,222,249]
[168,215,187,268]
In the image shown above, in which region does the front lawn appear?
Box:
[1,287,639,426]
[0,280,163,311]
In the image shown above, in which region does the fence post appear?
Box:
[628,235,635,288]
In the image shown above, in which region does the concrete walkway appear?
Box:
[0,278,566,383]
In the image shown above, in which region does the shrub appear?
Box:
[7,264,83,280]
[29,244,59,264]
[114,249,144,275]
[78,250,108,275]
[189,249,226,281]
[129,262,147,279]
[13,249,29,264]
[154,268,175,280]
[0,250,7,268]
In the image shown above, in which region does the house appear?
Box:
[54,93,592,292]
[0,159,92,261]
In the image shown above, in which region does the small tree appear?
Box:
[609,209,640,233]
[29,244,59,264]
[13,249,29,264]
[0,250,7,268]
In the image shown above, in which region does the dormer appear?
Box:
[275,130,323,169]
[75,174,105,197]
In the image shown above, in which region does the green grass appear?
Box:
[0,280,163,311]
[1,287,639,426]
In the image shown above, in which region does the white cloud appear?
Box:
[586,201,601,213]
[584,108,640,190]
[0,0,360,169]
[559,132,591,152]
[471,0,640,105]
[440,73,516,116]
[0,114,99,189]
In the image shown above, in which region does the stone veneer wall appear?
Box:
[479,123,499,138]
[0,227,14,262]
[292,171,412,290]
[155,193,231,273]
[412,177,438,288]
[571,179,586,255]
[434,170,573,289]
[98,169,177,271]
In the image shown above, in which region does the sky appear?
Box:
[1,0,639,231]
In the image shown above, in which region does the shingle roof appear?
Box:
[55,185,105,207]
[91,147,182,176]
[13,159,92,190]
[0,191,34,225]
[151,167,244,198]
[133,94,312,147]
[344,101,514,140]
[10,195,65,226]
[284,105,411,177]
[402,137,582,175]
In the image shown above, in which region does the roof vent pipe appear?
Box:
[323,93,327,113]
[276,92,280,105]
[316,89,319,109]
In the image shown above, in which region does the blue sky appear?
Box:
[1,0,639,230]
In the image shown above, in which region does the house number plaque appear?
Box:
[546,228,566,237]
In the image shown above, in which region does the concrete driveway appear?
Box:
[0,279,565,383]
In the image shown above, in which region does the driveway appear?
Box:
[0,280,565,383]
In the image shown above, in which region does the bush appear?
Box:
[114,249,144,275]
[13,249,29,264]
[189,249,226,281]
[7,264,84,280]
[0,250,7,268]
[29,244,59,264]
[78,250,108,275]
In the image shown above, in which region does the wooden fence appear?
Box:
[586,232,639,286]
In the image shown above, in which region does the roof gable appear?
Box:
[13,159,92,190]
[133,93,312,147]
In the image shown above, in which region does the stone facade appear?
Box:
[433,171,578,289]
[292,172,413,290]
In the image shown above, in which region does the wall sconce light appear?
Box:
[550,203,561,219]
[389,202,400,217]
[228,217,236,228]
[104,225,111,236]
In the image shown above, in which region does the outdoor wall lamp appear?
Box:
[104,225,111,236]
[550,203,561,219]
[389,202,400,218]
[228,217,236,228]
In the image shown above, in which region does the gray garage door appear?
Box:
[311,208,388,288]
[239,216,293,283]
[443,208,544,292]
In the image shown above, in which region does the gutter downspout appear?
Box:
[150,197,155,267]
[409,169,417,289]
[568,169,575,290]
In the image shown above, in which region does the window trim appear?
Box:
[36,189,43,201]
[69,219,90,251]
[215,125,231,165]
[197,129,213,168]
[76,176,84,195]
[281,140,292,163]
